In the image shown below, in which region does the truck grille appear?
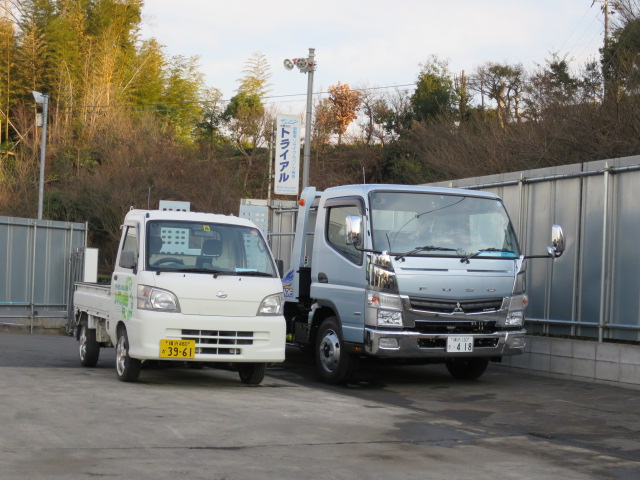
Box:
[410,297,503,314]
[181,329,253,355]
[414,321,498,335]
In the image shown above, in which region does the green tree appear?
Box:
[0,7,16,146]
[125,38,165,106]
[236,51,272,98]
[410,55,454,122]
[195,86,225,151]
[224,90,269,189]
[525,54,580,121]
[602,16,640,100]
[159,54,205,143]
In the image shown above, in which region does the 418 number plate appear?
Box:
[160,339,195,359]
[446,336,473,353]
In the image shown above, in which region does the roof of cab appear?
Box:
[321,184,501,200]
[123,209,257,228]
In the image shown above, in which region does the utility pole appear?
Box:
[593,0,615,99]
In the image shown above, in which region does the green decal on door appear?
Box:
[114,277,134,319]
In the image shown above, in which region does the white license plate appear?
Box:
[446,336,473,353]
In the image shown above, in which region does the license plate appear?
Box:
[446,336,473,353]
[160,339,196,359]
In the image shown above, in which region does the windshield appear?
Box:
[145,220,276,276]
[369,191,520,258]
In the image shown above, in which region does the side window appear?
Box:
[120,226,138,268]
[326,205,363,265]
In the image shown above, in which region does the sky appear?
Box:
[138,0,608,114]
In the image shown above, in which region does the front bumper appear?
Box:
[364,327,526,357]
[124,312,286,363]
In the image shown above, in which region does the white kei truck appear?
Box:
[252,184,564,384]
[72,207,286,384]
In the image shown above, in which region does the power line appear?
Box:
[52,83,417,111]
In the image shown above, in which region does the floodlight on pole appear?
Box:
[283,48,315,190]
[32,90,48,220]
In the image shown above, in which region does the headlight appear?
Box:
[367,291,403,327]
[367,291,402,310]
[258,293,284,316]
[137,285,180,312]
[504,294,528,327]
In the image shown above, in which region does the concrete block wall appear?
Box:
[498,336,640,390]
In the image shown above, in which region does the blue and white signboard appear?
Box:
[274,114,301,196]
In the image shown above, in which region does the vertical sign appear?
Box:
[274,114,301,196]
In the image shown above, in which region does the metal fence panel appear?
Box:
[0,216,87,331]
[610,167,640,338]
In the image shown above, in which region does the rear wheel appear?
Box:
[238,363,267,385]
[78,322,100,367]
[445,357,489,380]
[115,327,141,382]
[316,317,358,384]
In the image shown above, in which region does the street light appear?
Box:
[32,90,48,220]
[283,48,315,190]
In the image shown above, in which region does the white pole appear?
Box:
[302,48,314,190]
[37,94,48,220]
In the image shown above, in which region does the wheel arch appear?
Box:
[116,320,128,337]
[308,303,342,347]
[75,311,88,340]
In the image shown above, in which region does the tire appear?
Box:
[115,327,142,382]
[445,357,489,380]
[238,363,267,385]
[78,322,100,367]
[315,317,358,384]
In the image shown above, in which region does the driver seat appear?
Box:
[196,239,222,268]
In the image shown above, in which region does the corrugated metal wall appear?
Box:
[431,154,640,343]
[0,216,87,332]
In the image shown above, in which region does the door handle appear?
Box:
[318,272,328,283]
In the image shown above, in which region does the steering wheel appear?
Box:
[153,257,184,266]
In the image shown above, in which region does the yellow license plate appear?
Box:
[160,339,196,359]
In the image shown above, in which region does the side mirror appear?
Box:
[345,215,363,246]
[119,250,137,270]
[547,225,565,258]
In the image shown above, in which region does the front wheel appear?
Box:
[445,357,489,380]
[315,317,358,384]
[238,363,267,385]
[78,322,100,367]
[115,327,141,382]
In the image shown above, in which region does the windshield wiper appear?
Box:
[236,271,275,277]
[173,267,231,275]
[460,248,516,264]
[394,245,457,261]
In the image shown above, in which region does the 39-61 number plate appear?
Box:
[160,339,195,359]
[446,336,473,353]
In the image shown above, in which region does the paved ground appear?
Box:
[1,332,639,480]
